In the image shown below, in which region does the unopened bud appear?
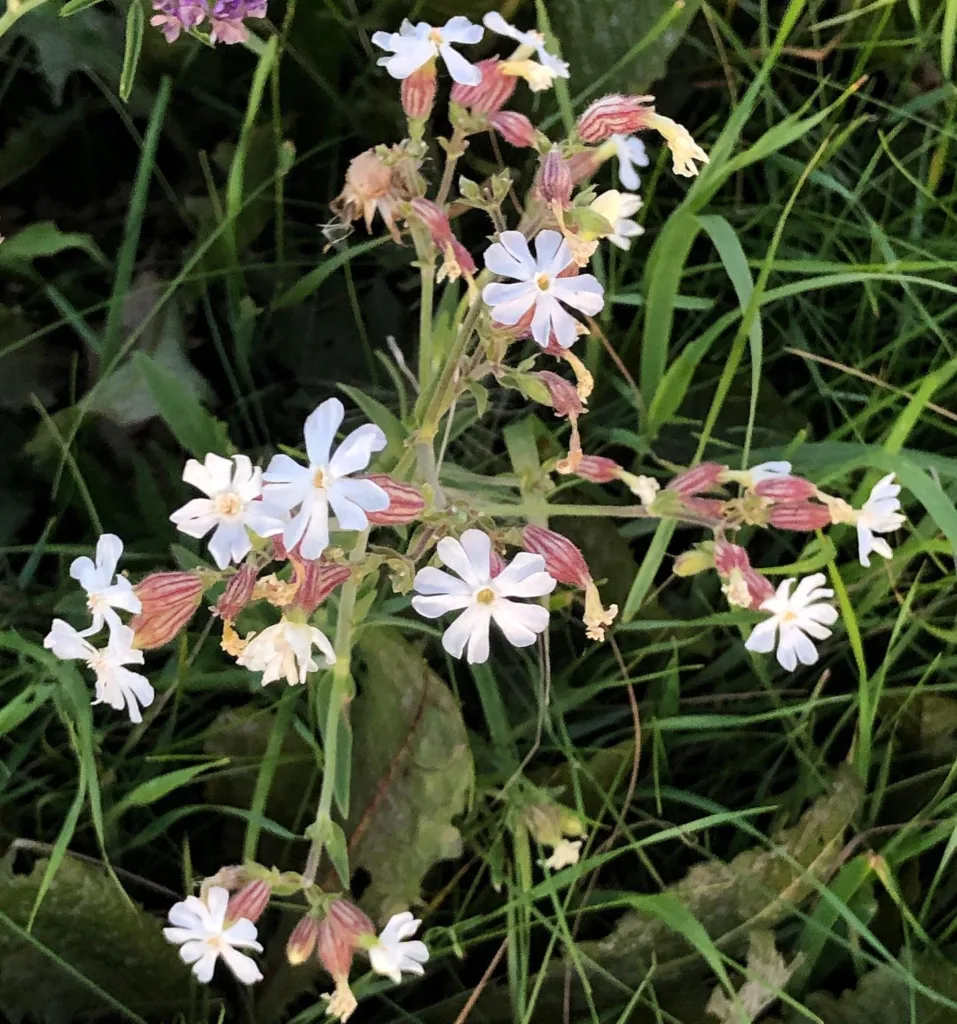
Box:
[409,200,476,280]
[363,474,427,525]
[768,501,831,531]
[317,915,354,983]
[226,878,272,924]
[523,525,591,588]
[713,540,750,576]
[489,548,506,578]
[538,149,573,206]
[577,94,655,143]
[325,898,374,942]
[537,371,583,419]
[681,496,727,524]
[489,111,537,148]
[287,914,320,965]
[567,149,603,183]
[294,560,352,615]
[570,454,620,483]
[754,476,818,501]
[401,62,437,121]
[215,563,258,620]
[450,57,516,113]
[674,545,715,577]
[667,462,726,497]
[129,571,204,649]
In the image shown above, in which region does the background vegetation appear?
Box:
[3,0,957,1021]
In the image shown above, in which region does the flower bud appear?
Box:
[450,57,516,113]
[681,497,727,524]
[489,111,537,148]
[538,149,573,206]
[713,542,773,610]
[768,501,832,531]
[571,454,620,484]
[666,462,726,497]
[674,545,715,577]
[317,914,354,984]
[577,94,655,143]
[294,560,352,615]
[567,149,603,184]
[537,371,583,419]
[409,200,477,280]
[522,525,591,588]
[287,914,320,965]
[226,878,272,924]
[326,898,375,941]
[401,62,437,121]
[754,476,818,501]
[363,474,427,525]
[713,540,750,576]
[489,548,506,578]
[215,563,258,620]
[129,571,205,650]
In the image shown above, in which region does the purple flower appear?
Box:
[150,0,207,42]
[209,0,267,44]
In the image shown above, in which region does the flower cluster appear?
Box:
[150,0,266,44]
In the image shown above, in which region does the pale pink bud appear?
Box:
[409,200,477,277]
[754,476,818,501]
[363,474,427,525]
[317,915,354,983]
[129,571,204,650]
[666,462,726,497]
[294,560,352,615]
[401,63,437,120]
[447,236,478,276]
[522,525,591,588]
[768,501,831,531]
[450,57,516,113]
[287,914,320,966]
[713,540,750,576]
[538,149,573,206]
[226,878,271,924]
[574,454,621,484]
[489,111,537,148]
[326,898,374,943]
[567,149,603,183]
[215,563,258,620]
[489,549,506,578]
[712,542,773,609]
[682,497,726,523]
[577,94,655,143]
[537,371,583,419]
[742,568,775,608]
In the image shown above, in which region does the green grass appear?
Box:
[4,0,957,1022]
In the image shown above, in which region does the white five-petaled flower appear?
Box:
[236,617,336,685]
[69,533,141,636]
[44,619,155,723]
[367,912,429,985]
[482,11,570,79]
[412,529,556,664]
[543,839,582,872]
[589,190,643,251]
[745,573,839,672]
[482,230,604,349]
[371,17,483,85]
[611,134,649,191]
[164,886,263,985]
[169,454,284,570]
[856,473,905,567]
[262,398,389,561]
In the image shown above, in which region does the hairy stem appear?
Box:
[436,127,467,207]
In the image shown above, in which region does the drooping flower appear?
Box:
[262,399,389,560]
[236,616,336,685]
[646,113,709,177]
[371,17,483,85]
[576,94,655,142]
[523,801,586,871]
[164,886,263,985]
[482,12,569,81]
[412,531,555,663]
[745,574,838,672]
[317,900,375,1021]
[331,149,404,239]
[482,230,604,349]
[609,134,649,191]
[367,912,429,984]
[170,454,284,570]
[44,620,154,723]
[855,473,906,567]
[589,190,643,250]
[450,57,516,113]
[408,199,476,282]
[69,533,141,636]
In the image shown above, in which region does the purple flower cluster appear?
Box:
[150,0,267,44]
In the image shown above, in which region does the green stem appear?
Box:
[436,127,467,207]
[0,0,48,39]
[417,246,436,388]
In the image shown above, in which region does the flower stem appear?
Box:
[436,127,467,207]
[417,243,436,392]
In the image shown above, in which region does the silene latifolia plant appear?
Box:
[41,10,907,1020]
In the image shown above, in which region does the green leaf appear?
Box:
[109,758,230,821]
[272,238,389,310]
[133,351,231,458]
[59,0,107,13]
[0,857,191,1024]
[0,221,107,273]
[118,2,143,103]
[350,628,473,919]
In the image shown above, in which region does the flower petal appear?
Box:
[440,15,483,44]
[458,529,492,580]
[412,593,473,618]
[491,600,548,646]
[331,476,389,513]
[550,274,605,315]
[436,535,483,587]
[484,241,532,281]
[534,230,572,278]
[413,566,472,597]
[497,231,536,277]
[744,617,777,654]
[441,605,489,661]
[329,424,387,477]
[304,398,345,468]
[221,945,263,984]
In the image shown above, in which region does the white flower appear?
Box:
[745,574,838,672]
[170,454,284,570]
[163,886,263,985]
[371,17,483,85]
[44,619,154,723]
[483,12,569,77]
[719,460,792,488]
[647,113,709,177]
[543,839,582,871]
[262,398,389,560]
[367,912,429,985]
[69,533,141,636]
[611,134,649,191]
[856,472,905,567]
[412,529,556,664]
[589,190,643,250]
[482,230,604,349]
[236,617,336,685]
